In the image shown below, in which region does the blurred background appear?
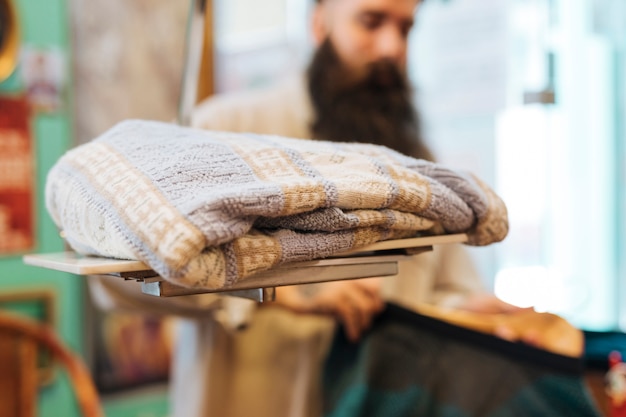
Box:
[0,0,624,416]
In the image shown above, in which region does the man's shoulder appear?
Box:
[199,81,293,111]
[191,75,310,134]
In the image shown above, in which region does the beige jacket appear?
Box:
[90,76,484,417]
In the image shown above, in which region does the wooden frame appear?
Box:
[196,0,214,103]
[0,289,56,385]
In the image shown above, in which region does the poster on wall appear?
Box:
[92,309,174,393]
[0,95,35,254]
[20,46,65,113]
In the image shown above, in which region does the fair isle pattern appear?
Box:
[175,246,228,289]
[255,208,435,233]
[231,230,282,279]
[230,143,329,215]
[45,120,509,290]
[464,174,510,246]
[383,163,432,212]
[297,145,394,210]
[63,142,207,269]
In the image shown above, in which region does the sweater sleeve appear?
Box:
[429,244,486,308]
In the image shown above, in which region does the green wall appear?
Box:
[101,388,170,417]
[1,2,171,416]
[0,1,84,416]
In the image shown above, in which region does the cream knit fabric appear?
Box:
[46,119,508,290]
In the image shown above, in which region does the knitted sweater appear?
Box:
[46,119,508,290]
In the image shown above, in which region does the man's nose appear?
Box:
[375,26,407,65]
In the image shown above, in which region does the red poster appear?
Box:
[0,96,34,254]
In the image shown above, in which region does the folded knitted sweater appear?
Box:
[45,120,508,290]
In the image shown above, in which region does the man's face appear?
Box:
[315,0,419,83]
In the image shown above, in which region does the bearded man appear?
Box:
[191,0,512,338]
[93,1,523,416]
[195,0,431,161]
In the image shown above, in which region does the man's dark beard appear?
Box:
[307,38,433,161]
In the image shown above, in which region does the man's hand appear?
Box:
[274,278,385,343]
[456,292,526,315]
[455,292,543,348]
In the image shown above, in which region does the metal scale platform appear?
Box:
[24,234,467,301]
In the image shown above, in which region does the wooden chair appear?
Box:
[0,311,103,417]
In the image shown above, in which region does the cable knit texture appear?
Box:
[45,120,508,289]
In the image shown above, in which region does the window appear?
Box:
[412,0,624,331]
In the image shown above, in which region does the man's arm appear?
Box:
[429,244,486,308]
[273,278,385,343]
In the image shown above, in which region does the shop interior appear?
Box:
[0,0,624,416]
